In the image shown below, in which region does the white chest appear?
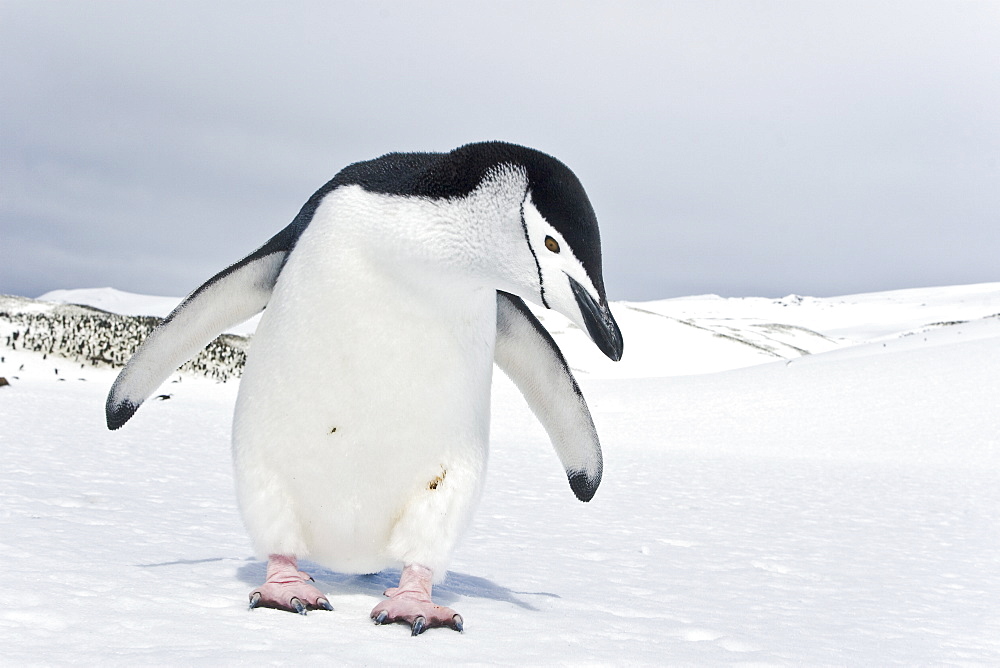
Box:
[234,187,500,457]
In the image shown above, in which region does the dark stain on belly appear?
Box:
[328,426,338,434]
[428,467,447,490]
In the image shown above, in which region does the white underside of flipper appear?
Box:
[106,251,287,429]
[495,293,603,500]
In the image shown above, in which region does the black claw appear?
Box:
[411,616,426,636]
[374,610,389,625]
[290,597,307,615]
[317,598,333,612]
[248,592,262,610]
[452,614,464,633]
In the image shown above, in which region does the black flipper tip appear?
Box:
[106,398,140,430]
[568,470,600,502]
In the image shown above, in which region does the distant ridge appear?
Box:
[37,287,261,336]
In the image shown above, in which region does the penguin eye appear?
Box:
[544,236,560,253]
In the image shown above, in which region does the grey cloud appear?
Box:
[2,1,998,301]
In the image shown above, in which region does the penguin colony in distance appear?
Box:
[0,298,247,381]
[107,141,623,635]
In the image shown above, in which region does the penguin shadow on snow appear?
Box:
[138,556,238,568]
[234,559,556,611]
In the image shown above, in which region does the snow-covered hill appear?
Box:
[24,283,1000,379]
[2,284,999,664]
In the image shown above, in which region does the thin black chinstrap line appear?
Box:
[520,189,549,309]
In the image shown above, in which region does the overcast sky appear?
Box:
[2,1,998,302]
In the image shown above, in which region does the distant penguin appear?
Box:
[106,141,623,635]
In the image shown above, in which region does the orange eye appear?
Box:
[544,235,560,253]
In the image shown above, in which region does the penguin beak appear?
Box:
[569,276,624,362]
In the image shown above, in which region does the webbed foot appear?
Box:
[248,554,332,615]
[370,564,463,635]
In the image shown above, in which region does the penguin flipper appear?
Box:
[106,224,300,430]
[494,291,603,502]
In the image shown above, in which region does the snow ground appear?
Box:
[2,285,1000,665]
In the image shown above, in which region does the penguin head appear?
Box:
[459,142,624,362]
[332,141,623,361]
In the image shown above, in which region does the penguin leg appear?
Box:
[370,564,464,635]
[247,554,333,615]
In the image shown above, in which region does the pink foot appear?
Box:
[248,554,332,615]
[370,564,463,635]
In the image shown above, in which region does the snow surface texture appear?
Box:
[2,285,999,664]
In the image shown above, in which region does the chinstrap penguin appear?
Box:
[106,141,623,635]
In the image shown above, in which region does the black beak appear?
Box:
[569,277,624,361]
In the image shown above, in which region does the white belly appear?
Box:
[231,202,497,576]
